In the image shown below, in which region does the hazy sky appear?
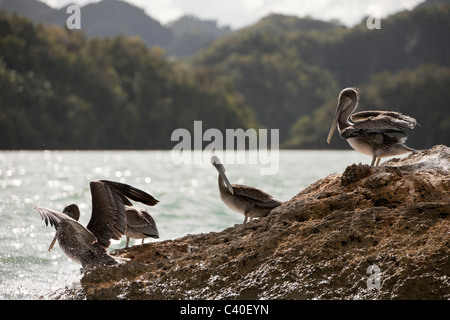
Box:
[41,0,425,29]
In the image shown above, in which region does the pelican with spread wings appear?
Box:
[35,180,158,269]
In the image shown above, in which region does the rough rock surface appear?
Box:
[53,145,449,300]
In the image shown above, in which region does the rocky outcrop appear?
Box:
[54,145,450,300]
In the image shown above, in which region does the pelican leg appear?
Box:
[141,239,145,244]
[376,158,381,166]
[371,156,376,166]
[243,212,249,224]
[126,236,130,248]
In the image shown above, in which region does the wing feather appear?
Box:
[232,184,282,208]
[100,180,159,206]
[342,111,417,140]
[351,111,417,130]
[35,205,65,229]
[34,206,97,245]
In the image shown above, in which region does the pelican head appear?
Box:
[211,156,234,195]
[327,87,359,144]
[63,204,80,221]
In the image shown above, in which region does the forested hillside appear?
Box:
[0,1,449,150]
[192,4,450,149]
[0,12,255,149]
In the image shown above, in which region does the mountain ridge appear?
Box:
[0,0,234,56]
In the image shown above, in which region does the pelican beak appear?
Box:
[48,234,57,252]
[327,105,340,144]
[212,156,234,195]
[219,168,234,195]
[327,113,337,144]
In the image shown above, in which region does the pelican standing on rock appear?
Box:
[125,206,159,248]
[211,156,282,224]
[327,87,418,166]
[35,180,159,269]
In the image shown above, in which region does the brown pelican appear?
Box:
[327,87,418,166]
[35,180,158,269]
[211,156,282,224]
[125,206,159,248]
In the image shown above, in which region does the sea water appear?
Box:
[0,150,371,299]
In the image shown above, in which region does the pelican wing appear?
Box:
[96,180,159,206]
[232,184,282,208]
[342,112,417,140]
[35,206,97,245]
[351,111,417,129]
[87,180,158,248]
[125,207,159,238]
[35,205,65,229]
